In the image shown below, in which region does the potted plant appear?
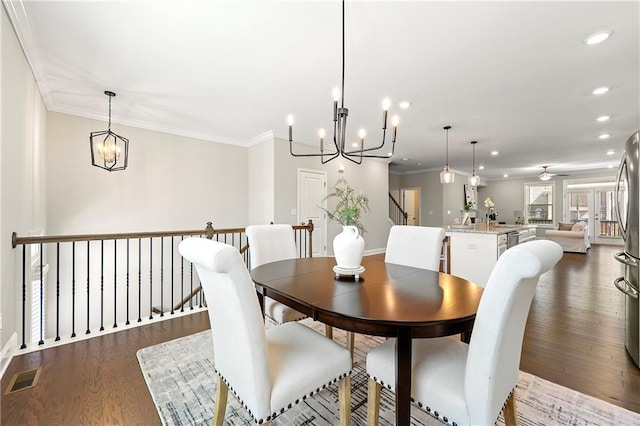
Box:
[462,202,474,225]
[322,178,369,270]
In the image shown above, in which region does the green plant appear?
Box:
[321,178,370,234]
[463,202,474,212]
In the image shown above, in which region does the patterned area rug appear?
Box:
[137,318,640,425]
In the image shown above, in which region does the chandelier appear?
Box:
[440,125,455,183]
[286,0,399,164]
[90,91,129,172]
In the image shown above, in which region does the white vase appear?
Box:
[333,225,365,269]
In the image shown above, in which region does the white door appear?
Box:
[565,190,593,243]
[298,169,327,257]
[401,188,420,225]
[595,188,623,244]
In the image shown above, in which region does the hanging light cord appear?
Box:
[341,0,345,110]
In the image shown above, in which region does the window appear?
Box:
[525,183,554,224]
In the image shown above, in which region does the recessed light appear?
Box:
[401,157,409,161]
[608,164,615,169]
[351,142,359,148]
[491,151,499,156]
[583,30,612,45]
[417,162,422,166]
[399,101,411,109]
[606,150,615,156]
[478,165,485,170]
[596,115,610,122]
[592,86,610,95]
[503,174,509,178]
[599,134,610,140]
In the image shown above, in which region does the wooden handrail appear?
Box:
[389,192,408,225]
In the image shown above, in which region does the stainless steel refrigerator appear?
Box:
[614,130,640,367]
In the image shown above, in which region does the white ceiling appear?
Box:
[4,0,639,180]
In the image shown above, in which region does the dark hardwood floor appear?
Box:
[1,244,639,425]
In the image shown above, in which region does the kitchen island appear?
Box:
[446,225,536,287]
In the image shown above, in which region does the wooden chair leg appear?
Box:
[338,375,351,426]
[325,324,333,339]
[213,376,228,426]
[346,331,355,362]
[503,390,518,426]
[367,378,381,426]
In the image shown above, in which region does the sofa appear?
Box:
[545,221,590,253]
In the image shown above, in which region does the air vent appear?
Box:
[4,368,41,395]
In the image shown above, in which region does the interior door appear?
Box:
[297,169,327,257]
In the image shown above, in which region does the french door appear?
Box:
[565,188,622,244]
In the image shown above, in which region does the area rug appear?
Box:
[137,318,640,425]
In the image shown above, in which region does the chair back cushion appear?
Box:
[464,240,562,424]
[385,225,446,271]
[179,237,271,416]
[246,224,298,268]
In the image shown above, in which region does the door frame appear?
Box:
[400,187,421,226]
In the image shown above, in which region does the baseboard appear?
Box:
[0,332,18,379]
[364,247,386,256]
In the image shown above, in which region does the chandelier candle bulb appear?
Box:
[319,128,325,152]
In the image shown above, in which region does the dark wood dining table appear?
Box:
[250,256,483,425]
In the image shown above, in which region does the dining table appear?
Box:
[250,256,483,425]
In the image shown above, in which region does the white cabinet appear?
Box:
[447,227,536,287]
[448,232,500,287]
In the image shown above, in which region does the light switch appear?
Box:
[291,208,297,216]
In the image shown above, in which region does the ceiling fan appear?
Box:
[539,165,569,181]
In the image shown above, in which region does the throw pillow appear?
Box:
[571,221,586,232]
[558,223,573,231]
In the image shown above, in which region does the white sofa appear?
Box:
[545,221,590,253]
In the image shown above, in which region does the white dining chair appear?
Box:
[367,239,563,426]
[179,237,352,426]
[245,224,305,324]
[385,225,447,271]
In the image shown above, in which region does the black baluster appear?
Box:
[20,246,26,349]
[55,243,60,341]
[39,244,44,345]
[99,240,104,332]
[86,241,91,335]
[126,239,130,325]
[138,237,142,323]
[180,236,185,313]
[160,237,164,317]
[171,236,175,315]
[190,260,194,310]
[149,237,153,320]
[71,242,76,338]
[113,240,118,328]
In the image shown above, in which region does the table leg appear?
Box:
[395,328,412,425]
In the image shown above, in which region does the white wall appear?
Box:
[1,6,47,353]
[274,139,391,253]
[47,112,248,234]
[391,170,444,227]
[248,139,275,225]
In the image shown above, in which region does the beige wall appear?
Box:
[248,139,275,225]
[1,6,48,353]
[391,171,445,227]
[274,139,391,254]
[47,112,249,234]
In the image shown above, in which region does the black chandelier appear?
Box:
[90,91,129,172]
[286,0,399,164]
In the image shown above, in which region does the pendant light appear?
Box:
[440,125,455,183]
[468,140,480,186]
[89,91,129,172]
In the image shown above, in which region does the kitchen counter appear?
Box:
[446,225,534,235]
[446,226,536,286]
